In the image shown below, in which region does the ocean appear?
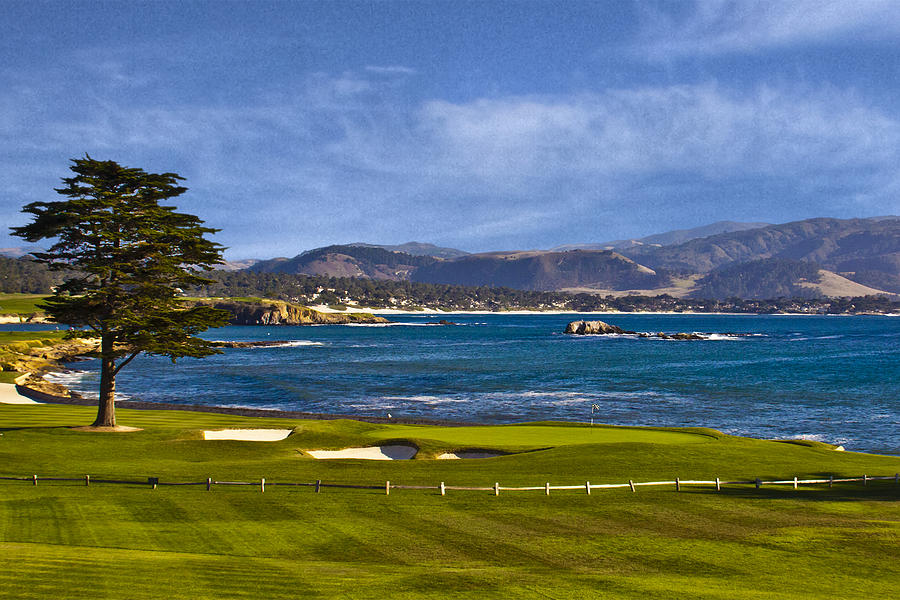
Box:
[28,313,900,455]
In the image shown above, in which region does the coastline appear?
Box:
[13,384,480,427]
[309,305,900,317]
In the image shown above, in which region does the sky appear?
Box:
[2,0,900,259]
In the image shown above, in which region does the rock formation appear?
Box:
[564,320,708,340]
[564,320,628,335]
[185,299,389,326]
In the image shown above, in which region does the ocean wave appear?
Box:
[44,369,94,387]
[381,395,469,405]
[784,433,851,446]
[346,322,431,327]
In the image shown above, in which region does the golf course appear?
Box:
[1,402,898,599]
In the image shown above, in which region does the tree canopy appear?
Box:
[11,156,230,427]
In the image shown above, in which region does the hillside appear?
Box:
[411,249,669,291]
[349,241,469,259]
[249,245,438,280]
[691,259,824,299]
[623,217,900,292]
[553,221,771,251]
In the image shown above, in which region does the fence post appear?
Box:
[628,479,635,493]
[85,475,90,487]
[585,481,591,495]
[385,481,390,496]
[315,479,321,493]
[755,478,761,490]
[440,482,445,496]
[895,473,899,485]
[545,482,550,496]
[494,482,499,496]
[715,477,720,492]
[863,474,867,486]
[793,476,798,490]
[261,478,265,493]
[829,475,833,488]
[32,474,37,486]
[207,477,212,491]
[675,477,680,492]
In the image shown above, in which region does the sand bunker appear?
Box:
[203,429,293,441]
[307,445,417,460]
[437,451,504,460]
[0,383,40,405]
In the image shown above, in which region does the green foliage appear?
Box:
[10,156,230,425]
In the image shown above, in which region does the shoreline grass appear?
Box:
[2,401,898,598]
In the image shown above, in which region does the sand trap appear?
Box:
[203,429,293,441]
[307,445,417,460]
[437,451,504,460]
[0,383,40,404]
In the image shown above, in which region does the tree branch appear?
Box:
[112,350,141,376]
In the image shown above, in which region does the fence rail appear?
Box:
[2,473,898,495]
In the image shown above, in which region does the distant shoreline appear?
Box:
[309,305,900,317]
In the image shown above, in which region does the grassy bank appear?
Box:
[1,403,898,599]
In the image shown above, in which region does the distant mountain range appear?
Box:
[552,220,771,251]
[243,217,900,299]
[4,218,897,300]
[348,241,469,259]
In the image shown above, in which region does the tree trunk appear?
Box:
[93,333,117,427]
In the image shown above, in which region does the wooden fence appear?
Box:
[2,473,898,495]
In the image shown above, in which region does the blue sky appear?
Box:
[3,0,899,258]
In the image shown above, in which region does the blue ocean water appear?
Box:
[35,313,900,455]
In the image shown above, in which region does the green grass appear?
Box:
[366,423,714,450]
[0,403,898,599]
[0,293,48,316]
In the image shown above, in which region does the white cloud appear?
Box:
[364,65,417,76]
[3,67,899,254]
[636,0,900,59]
[415,84,900,184]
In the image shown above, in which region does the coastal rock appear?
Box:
[185,299,389,326]
[563,321,710,340]
[564,320,627,335]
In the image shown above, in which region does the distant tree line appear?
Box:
[1,256,897,314]
[0,256,64,293]
[692,258,823,299]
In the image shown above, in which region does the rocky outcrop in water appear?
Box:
[564,320,628,335]
[564,320,712,340]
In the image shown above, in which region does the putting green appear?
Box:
[366,424,713,447]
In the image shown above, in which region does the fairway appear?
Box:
[1,402,899,599]
[366,423,713,447]
[0,294,48,316]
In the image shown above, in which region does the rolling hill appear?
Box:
[248,244,438,280]
[623,217,900,293]
[411,249,670,291]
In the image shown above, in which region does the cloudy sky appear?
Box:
[3,0,899,258]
